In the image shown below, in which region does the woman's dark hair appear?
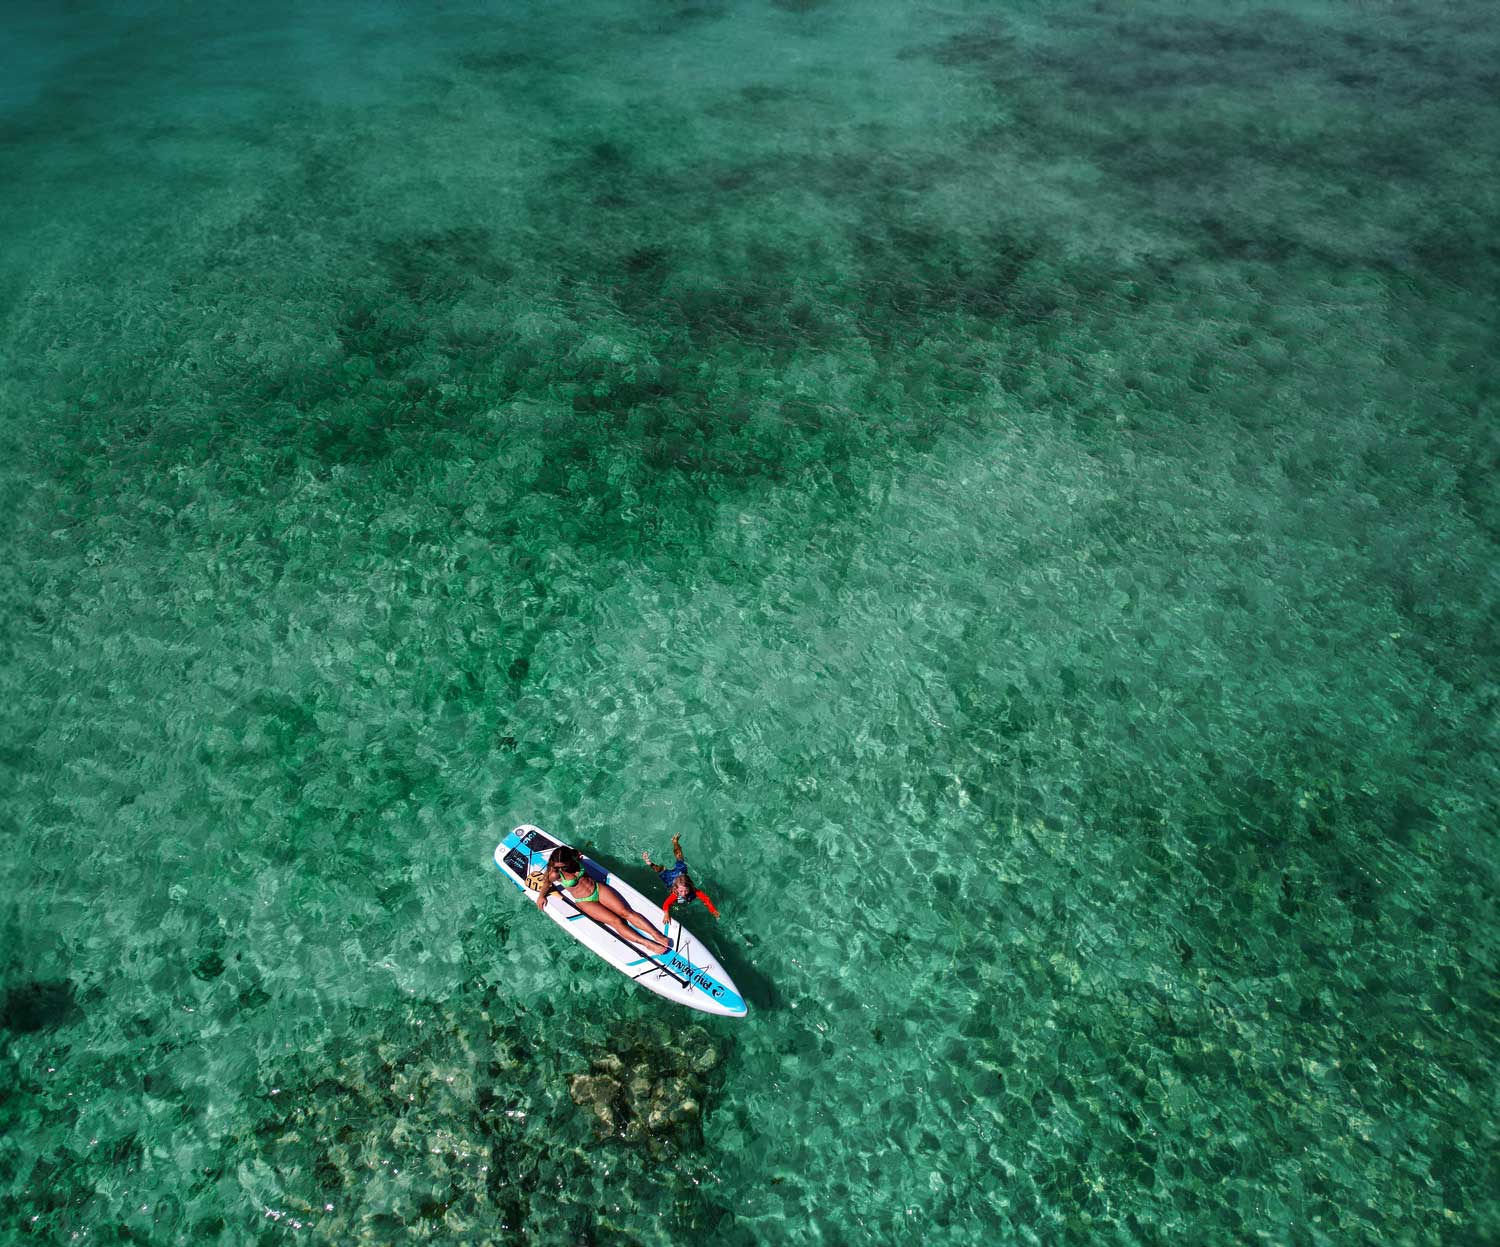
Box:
[552,847,583,874]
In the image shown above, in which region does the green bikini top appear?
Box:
[550,867,601,903]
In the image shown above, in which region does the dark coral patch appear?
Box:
[2,979,82,1033]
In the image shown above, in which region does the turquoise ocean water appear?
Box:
[2,1,1497,1242]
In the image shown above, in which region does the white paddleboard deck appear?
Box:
[494,824,747,1019]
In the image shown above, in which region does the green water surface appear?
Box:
[2,1,1497,1243]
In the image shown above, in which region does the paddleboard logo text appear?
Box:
[666,954,725,1000]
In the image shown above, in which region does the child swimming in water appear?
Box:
[642,834,720,926]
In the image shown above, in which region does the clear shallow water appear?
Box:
[2,0,1497,1243]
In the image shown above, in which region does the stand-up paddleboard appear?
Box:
[494,824,747,1019]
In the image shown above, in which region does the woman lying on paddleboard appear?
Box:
[535,846,672,955]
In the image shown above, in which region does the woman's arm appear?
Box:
[535,865,558,908]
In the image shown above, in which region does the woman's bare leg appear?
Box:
[596,884,670,952]
[595,909,670,953]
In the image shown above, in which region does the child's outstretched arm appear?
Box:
[641,850,665,873]
[671,834,684,862]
